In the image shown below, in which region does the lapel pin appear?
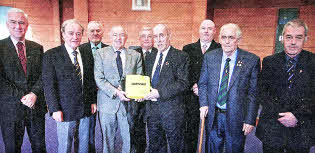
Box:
[237,61,243,67]
[300,69,303,73]
[165,61,169,66]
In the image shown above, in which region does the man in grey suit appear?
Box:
[94,25,143,153]
[199,23,260,153]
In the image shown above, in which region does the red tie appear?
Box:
[17,42,27,75]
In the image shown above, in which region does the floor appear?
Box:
[0,113,314,153]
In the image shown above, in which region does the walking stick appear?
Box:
[198,117,205,153]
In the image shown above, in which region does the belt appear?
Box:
[215,107,227,113]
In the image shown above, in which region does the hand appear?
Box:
[278,112,298,127]
[91,104,97,114]
[242,123,254,135]
[144,88,160,100]
[21,92,37,109]
[116,89,130,101]
[192,83,199,96]
[52,111,64,122]
[199,106,208,120]
[135,98,145,102]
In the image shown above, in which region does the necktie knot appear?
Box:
[17,42,24,48]
[72,50,78,56]
[226,58,231,63]
[116,51,121,55]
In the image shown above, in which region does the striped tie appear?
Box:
[287,58,295,89]
[72,51,82,81]
[217,58,231,106]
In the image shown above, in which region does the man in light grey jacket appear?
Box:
[94,25,143,153]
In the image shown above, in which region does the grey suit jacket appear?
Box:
[199,48,260,137]
[94,46,143,114]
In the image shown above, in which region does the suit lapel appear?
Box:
[228,49,243,91]
[213,49,223,94]
[159,47,173,81]
[124,49,132,76]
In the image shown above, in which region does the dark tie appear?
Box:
[151,53,163,88]
[144,51,150,59]
[287,58,295,89]
[217,58,231,106]
[72,51,82,81]
[116,51,123,79]
[17,42,27,75]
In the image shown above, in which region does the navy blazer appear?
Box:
[0,37,46,115]
[199,48,260,137]
[256,50,314,141]
[42,44,97,121]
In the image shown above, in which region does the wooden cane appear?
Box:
[198,117,205,153]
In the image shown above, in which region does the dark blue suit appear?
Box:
[199,48,260,153]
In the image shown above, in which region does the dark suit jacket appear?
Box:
[42,44,97,122]
[182,39,221,88]
[79,42,108,55]
[199,48,260,137]
[0,37,46,117]
[256,50,314,141]
[135,47,158,74]
[145,46,189,120]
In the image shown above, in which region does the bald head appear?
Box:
[199,19,216,43]
[153,24,171,52]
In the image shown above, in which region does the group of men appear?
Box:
[0,7,313,153]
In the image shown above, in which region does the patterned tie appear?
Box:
[217,58,231,106]
[287,58,295,89]
[116,51,123,79]
[72,51,82,81]
[202,44,207,54]
[17,42,27,75]
[144,51,150,60]
[151,53,163,88]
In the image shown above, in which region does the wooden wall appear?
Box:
[0,0,314,56]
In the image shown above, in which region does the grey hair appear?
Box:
[61,19,84,33]
[219,23,242,39]
[7,8,28,22]
[87,21,103,31]
[282,19,308,37]
[138,26,153,37]
[109,25,127,36]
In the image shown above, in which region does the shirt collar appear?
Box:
[10,36,25,46]
[200,41,212,49]
[222,49,238,62]
[142,48,152,54]
[112,46,126,54]
[65,43,80,55]
[285,53,299,63]
[90,42,102,50]
[158,46,171,56]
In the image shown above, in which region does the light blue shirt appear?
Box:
[90,42,102,55]
[216,49,238,109]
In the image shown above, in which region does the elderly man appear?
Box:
[182,19,221,153]
[42,19,97,153]
[144,24,189,153]
[0,8,47,153]
[94,25,143,153]
[79,20,108,153]
[199,23,260,153]
[256,19,314,153]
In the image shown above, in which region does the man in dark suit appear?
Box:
[0,8,47,153]
[182,19,221,153]
[42,19,97,153]
[256,19,314,153]
[79,21,108,153]
[132,26,158,153]
[199,23,260,153]
[143,24,189,152]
